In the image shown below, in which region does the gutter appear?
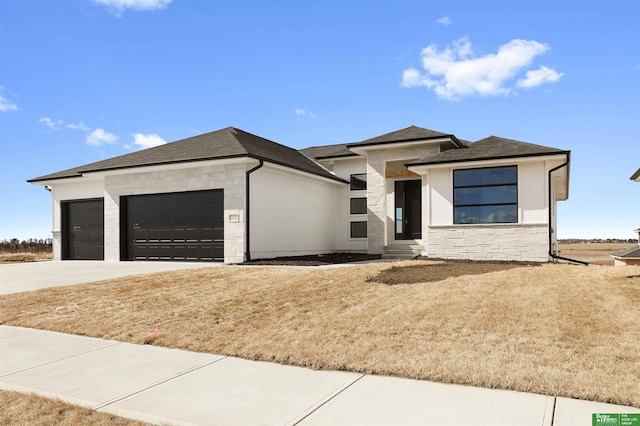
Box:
[548,154,588,266]
[245,159,264,261]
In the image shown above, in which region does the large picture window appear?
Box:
[453,166,517,224]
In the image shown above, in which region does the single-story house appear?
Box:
[611,229,640,267]
[29,125,571,263]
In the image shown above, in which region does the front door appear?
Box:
[394,180,422,240]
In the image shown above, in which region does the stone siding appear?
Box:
[103,163,247,263]
[427,224,549,262]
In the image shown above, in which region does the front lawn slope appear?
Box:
[1,261,638,407]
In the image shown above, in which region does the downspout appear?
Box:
[548,155,588,265]
[245,159,264,261]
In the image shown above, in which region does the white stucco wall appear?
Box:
[332,158,368,252]
[249,165,343,258]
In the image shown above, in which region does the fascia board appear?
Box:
[348,137,453,156]
[407,154,569,174]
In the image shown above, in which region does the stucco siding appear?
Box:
[333,158,368,252]
[249,165,342,258]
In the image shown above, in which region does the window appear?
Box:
[453,166,517,224]
[350,198,367,215]
[350,221,367,238]
[350,173,367,191]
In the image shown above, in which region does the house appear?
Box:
[28,125,571,263]
[611,229,640,266]
[610,171,640,266]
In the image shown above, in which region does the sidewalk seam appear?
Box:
[289,373,366,426]
[0,341,123,378]
[92,355,229,410]
[548,396,557,426]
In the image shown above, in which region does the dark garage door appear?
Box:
[62,199,105,260]
[121,189,224,262]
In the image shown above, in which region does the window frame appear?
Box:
[350,173,367,191]
[350,221,367,239]
[453,165,518,224]
[350,197,367,215]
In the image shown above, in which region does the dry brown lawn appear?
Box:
[0,252,52,264]
[0,390,149,425]
[1,261,639,408]
[558,243,632,265]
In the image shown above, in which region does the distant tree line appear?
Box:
[0,238,53,253]
[559,238,637,244]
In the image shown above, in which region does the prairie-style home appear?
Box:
[29,125,571,263]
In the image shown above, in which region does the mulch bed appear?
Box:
[239,253,381,266]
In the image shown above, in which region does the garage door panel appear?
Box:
[122,189,224,262]
[62,199,104,260]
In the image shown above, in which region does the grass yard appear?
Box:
[558,242,632,265]
[1,260,639,408]
[0,390,148,425]
[0,252,52,264]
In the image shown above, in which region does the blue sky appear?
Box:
[0,0,638,240]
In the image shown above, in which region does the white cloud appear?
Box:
[66,121,91,131]
[401,37,562,100]
[517,65,564,89]
[86,128,118,146]
[38,117,64,129]
[295,108,316,118]
[91,0,171,14]
[436,16,452,25]
[133,133,166,149]
[0,91,17,112]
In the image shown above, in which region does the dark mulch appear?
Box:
[239,253,382,266]
[368,260,541,285]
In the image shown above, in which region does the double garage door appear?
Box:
[62,190,224,262]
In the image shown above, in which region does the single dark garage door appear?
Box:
[62,199,105,260]
[121,189,224,262]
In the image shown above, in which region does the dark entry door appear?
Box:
[121,189,224,262]
[394,180,422,240]
[62,199,104,260]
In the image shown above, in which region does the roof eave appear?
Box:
[406,151,571,168]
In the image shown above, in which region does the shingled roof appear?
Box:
[29,127,344,183]
[300,143,356,160]
[407,136,569,166]
[611,246,640,259]
[347,125,463,148]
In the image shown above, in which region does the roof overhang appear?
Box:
[407,153,569,173]
[347,136,460,156]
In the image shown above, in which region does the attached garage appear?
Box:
[120,189,224,262]
[61,199,105,260]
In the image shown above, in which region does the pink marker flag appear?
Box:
[153,326,159,337]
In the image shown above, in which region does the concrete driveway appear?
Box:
[0,261,220,295]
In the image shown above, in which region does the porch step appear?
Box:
[382,244,423,260]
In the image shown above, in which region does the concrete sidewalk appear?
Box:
[1,326,638,425]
